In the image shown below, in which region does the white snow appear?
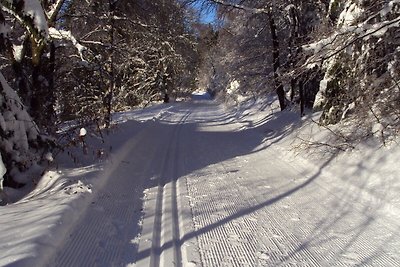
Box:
[337,2,363,27]
[22,0,49,38]
[12,45,24,62]
[0,97,400,266]
[79,127,87,137]
[49,28,86,61]
[0,153,6,191]
[44,152,54,162]
[226,80,240,95]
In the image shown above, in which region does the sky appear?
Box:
[191,1,217,24]
[200,8,217,23]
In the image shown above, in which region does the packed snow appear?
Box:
[0,96,400,266]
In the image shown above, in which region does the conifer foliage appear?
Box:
[0,0,55,193]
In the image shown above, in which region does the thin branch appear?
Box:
[210,0,269,14]
[304,16,400,67]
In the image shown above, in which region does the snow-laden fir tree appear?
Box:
[0,0,64,194]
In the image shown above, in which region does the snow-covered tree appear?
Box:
[201,0,399,141]
[0,0,70,134]
[194,0,323,110]
[303,0,400,134]
[0,0,62,192]
[0,71,52,194]
[55,0,199,123]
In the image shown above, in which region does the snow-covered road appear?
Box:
[2,100,400,266]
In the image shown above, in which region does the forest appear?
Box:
[0,0,399,192]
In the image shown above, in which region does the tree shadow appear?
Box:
[126,101,323,265]
[255,148,400,266]
[130,102,400,266]
[8,101,395,266]
[135,152,336,263]
[45,100,302,266]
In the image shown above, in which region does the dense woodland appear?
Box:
[0,0,399,189]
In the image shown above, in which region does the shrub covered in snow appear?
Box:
[0,72,51,189]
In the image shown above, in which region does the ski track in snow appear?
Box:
[2,100,400,266]
[45,121,163,266]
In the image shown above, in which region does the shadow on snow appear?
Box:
[16,100,396,266]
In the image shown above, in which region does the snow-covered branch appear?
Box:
[0,0,49,40]
[0,0,50,65]
[46,0,66,23]
[303,15,400,67]
[49,28,86,61]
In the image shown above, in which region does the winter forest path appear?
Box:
[45,101,400,266]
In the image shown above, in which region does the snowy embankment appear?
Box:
[0,96,399,266]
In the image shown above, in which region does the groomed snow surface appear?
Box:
[1,96,400,266]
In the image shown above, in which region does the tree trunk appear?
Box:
[268,13,286,111]
[31,44,56,133]
[290,78,296,102]
[287,5,299,105]
[299,79,305,117]
[105,0,116,128]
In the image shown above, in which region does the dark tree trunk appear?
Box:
[290,78,296,102]
[268,13,286,111]
[30,41,56,134]
[287,5,301,111]
[104,0,116,128]
[299,79,305,117]
[288,6,298,101]
[164,93,169,103]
